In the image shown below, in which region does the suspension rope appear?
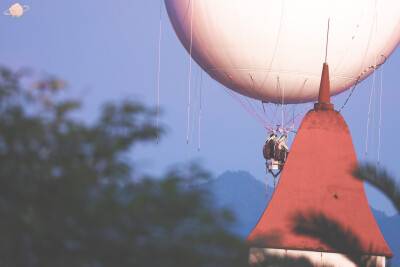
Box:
[218,83,268,129]
[258,0,285,90]
[264,77,283,127]
[298,79,307,99]
[281,79,284,130]
[156,0,163,145]
[216,75,315,132]
[291,112,308,129]
[371,68,377,160]
[250,75,269,124]
[287,79,308,128]
[262,103,275,132]
[198,70,203,152]
[267,103,281,128]
[233,74,273,127]
[284,103,297,120]
[365,67,376,156]
[262,101,266,115]
[369,8,379,160]
[249,75,271,125]
[243,91,274,127]
[217,72,298,130]
[244,95,259,117]
[283,102,301,127]
[229,80,271,127]
[186,0,194,144]
[340,0,378,113]
[292,103,295,129]
[248,97,273,128]
[377,65,383,164]
[190,66,199,147]
[238,93,270,128]
[262,102,276,133]
[274,76,281,103]
[209,67,360,80]
[325,18,330,63]
[291,102,314,126]
[338,55,386,113]
[282,108,293,128]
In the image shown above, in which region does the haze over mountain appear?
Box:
[200,170,400,266]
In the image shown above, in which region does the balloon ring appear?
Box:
[22,5,29,12]
[3,9,11,15]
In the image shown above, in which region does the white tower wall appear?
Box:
[249,248,386,267]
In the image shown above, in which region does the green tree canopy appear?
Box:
[0,67,248,267]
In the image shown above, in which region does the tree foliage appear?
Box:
[354,162,400,214]
[0,67,247,267]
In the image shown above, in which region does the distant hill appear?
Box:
[200,170,400,266]
[199,170,270,237]
[372,209,400,266]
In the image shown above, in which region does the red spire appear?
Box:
[314,63,334,110]
[247,107,392,258]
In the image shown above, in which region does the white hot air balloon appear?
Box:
[165,0,400,104]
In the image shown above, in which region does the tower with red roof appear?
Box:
[247,63,393,267]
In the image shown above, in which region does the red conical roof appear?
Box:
[247,109,392,257]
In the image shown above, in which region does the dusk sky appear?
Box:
[1,1,400,216]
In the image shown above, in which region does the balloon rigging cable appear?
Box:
[156,0,163,145]
[217,83,268,129]
[258,0,285,92]
[338,54,386,113]
[366,64,377,156]
[198,70,203,152]
[281,78,285,130]
[365,7,385,164]
[339,1,382,113]
[217,80,312,133]
[365,57,384,164]
[190,66,199,148]
[325,18,330,63]
[242,89,271,125]
[377,65,383,164]
[229,77,272,128]
[186,0,194,144]
[267,102,281,125]
[251,75,270,123]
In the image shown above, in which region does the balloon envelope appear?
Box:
[165,0,400,104]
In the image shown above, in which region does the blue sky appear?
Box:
[1,1,399,216]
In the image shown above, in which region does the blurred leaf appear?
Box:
[293,211,378,267]
[353,162,400,213]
